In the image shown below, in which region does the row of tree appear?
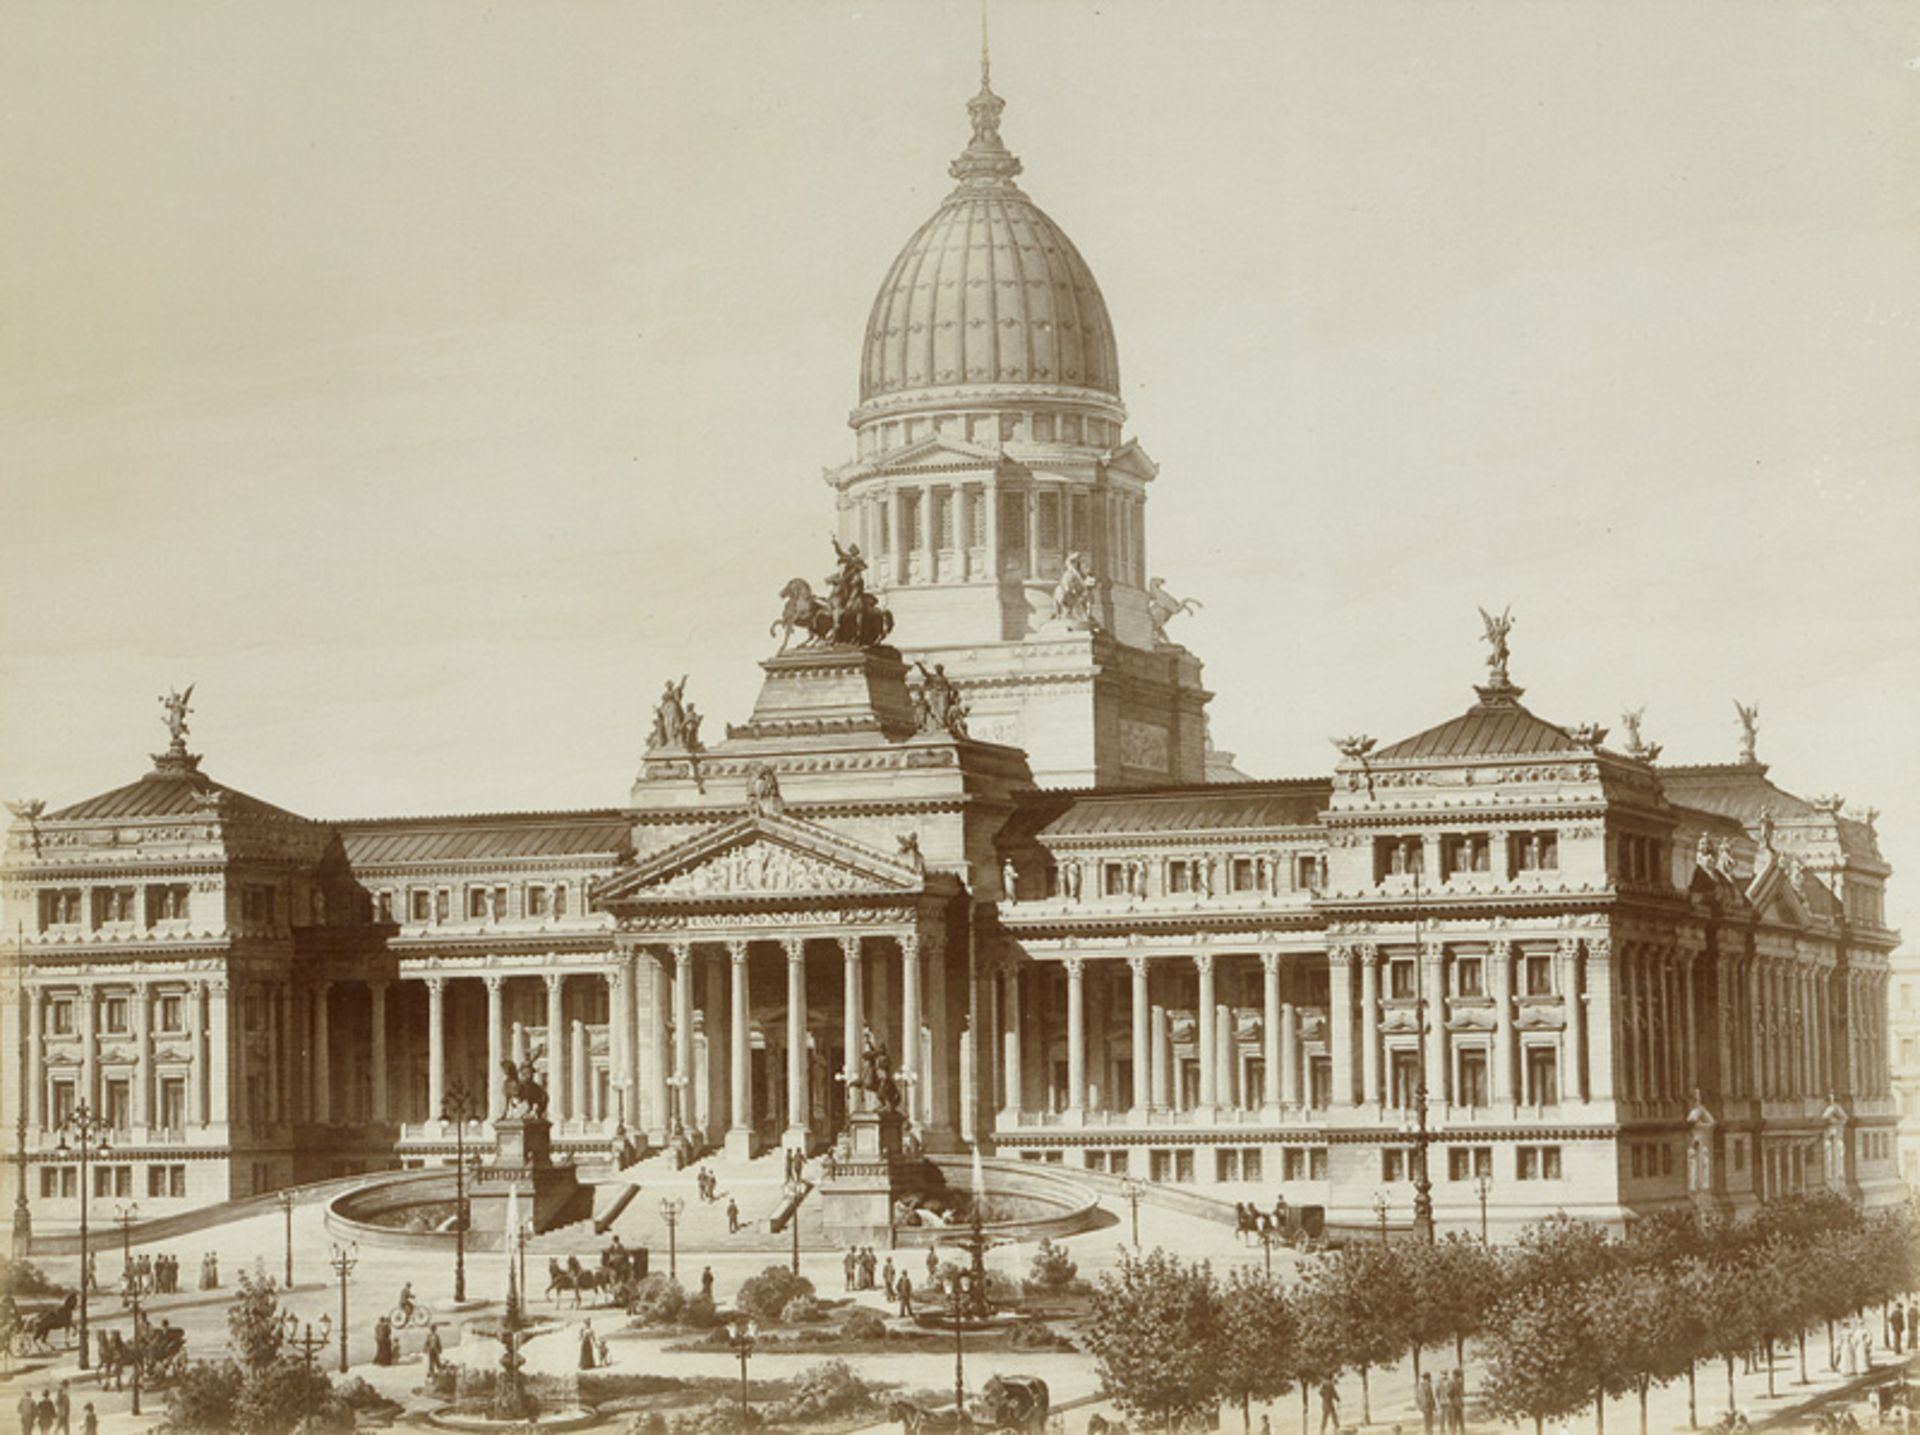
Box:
[1082,1195,1918,1435]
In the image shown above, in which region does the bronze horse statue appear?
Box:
[499,1060,549,1120]
[772,579,894,651]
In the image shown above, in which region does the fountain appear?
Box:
[428,1188,599,1432]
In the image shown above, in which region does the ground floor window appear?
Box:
[39,1167,76,1198]
[1447,1145,1493,1180]
[1381,1148,1408,1182]
[146,1164,186,1198]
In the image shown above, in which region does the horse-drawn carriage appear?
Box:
[546,1237,648,1309]
[889,1376,1051,1435]
[1,1292,77,1357]
[99,1320,189,1389]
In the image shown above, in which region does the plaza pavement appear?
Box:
[3,1191,1909,1435]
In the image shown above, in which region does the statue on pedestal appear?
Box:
[499,1059,549,1121]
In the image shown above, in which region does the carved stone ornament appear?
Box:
[745,763,785,819]
[644,839,891,898]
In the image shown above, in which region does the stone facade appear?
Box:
[0,58,1903,1237]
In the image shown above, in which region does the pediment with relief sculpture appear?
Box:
[593,813,923,908]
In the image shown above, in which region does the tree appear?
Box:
[1217,1268,1296,1433]
[1296,1242,1411,1424]
[1480,1280,1599,1435]
[1504,1213,1616,1300]
[1681,1253,1764,1420]
[1403,1234,1504,1379]
[227,1268,287,1372]
[1585,1264,1700,1435]
[1084,1249,1222,1433]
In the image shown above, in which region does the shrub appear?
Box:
[780,1295,825,1325]
[772,1360,875,1421]
[228,1269,287,1372]
[628,1274,687,1327]
[0,1257,62,1297]
[682,1292,721,1329]
[1026,1238,1078,1294]
[625,1415,670,1435]
[839,1307,888,1342]
[231,1357,347,1435]
[331,1377,402,1418]
[1010,1319,1069,1350]
[162,1359,245,1433]
[736,1266,814,1324]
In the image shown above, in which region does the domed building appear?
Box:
[0,44,1902,1245]
[827,59,1210,788]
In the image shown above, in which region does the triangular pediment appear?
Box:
[830,436,1003,485]
[1103,439,1159,483]
[593,813,923,906]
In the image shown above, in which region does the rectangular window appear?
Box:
[101,997,129,1034]
[1167,862,1191,894]
[1309,1058,1331,1110]
[1524,954,1553,996]
[1231,858,1256,893]
[51,1080,76,1129]
[1389,960,1416,1000]
[1447,1146,1493,1180]
[39,889,83,930]
[526,885,549,918]
[157,994,183,1032]
[1631,1144,1645,1178]
[1282,1148,1305,1181]
[1150,1150,1173,1183]
[875,499,890,554]
[1032,413,1056,443]
[93,887,136,927]
[146,884,191,923]
[1174,1150,1195,1184]
[901,490,921,551]
[1382,1149,1407,1182]
[467,887,490,920]
[435,889,451,923]
[1242,1149,1262,1184]
[1524,1047,1558,1106]
[999,491,1028,571]
[1517,1145,1563,1180]
[148,1166,168,1198]
[1457,1049,1488,1108]
[159,1077,187,1131]
[1442,835,1489,879]
[409,889,432,922]
[1660,1143,1674,1176]
[1036,491,1061,553]
[1294,854,1319,891]
[1061,414,1083,444]
[1217,1149,1241,1183]
[554,884,569,918]
[49,1000,74,1037]
[103,1079,131,1131]
[1308,1148,1328,1181]
[1390,1049,1420,1108]
[1456,958,1484,998]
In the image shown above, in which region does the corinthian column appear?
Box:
[1129,956,1151,1123]
[1195,953,1217,1116]
[485,975,505,1121]
[671,942,694,1132]
[1261,952,1282,1120]
[312,981,333,1124]
[1064,957,1086,1121]
[899,932,921,1119]
[784,938,809,1149]
[426,976,447,1126]
[1001,963,1023,1124]
[369,980,390,1124]
[1360,949,1381,1108]
[545,972,568,1124]
[726,939,753,1158]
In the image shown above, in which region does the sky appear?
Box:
[2,1,1917,930]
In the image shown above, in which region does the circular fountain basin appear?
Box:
[426,1406,600,1432]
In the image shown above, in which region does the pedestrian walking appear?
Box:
[927,1247,939,1282]
[77,1409,94,1435]
[843,1247,857,1291]
[578,1320,597,1371]
[1444,1370,1464,1435]
[54,1383,70,1435]
[17,1389,36,1435]
[897,1271,913,1318]
[32,1397,52,1435]
[1892,1302,1907,1353]
[423,1324,444,1376]
[1317,1378,1340,1435]
[883,1257,896,1300]
[727,1198,740,1235]
[1259,1415,1272,1435]
[1416,1373,1436,1435]
[700,1266,714,1302]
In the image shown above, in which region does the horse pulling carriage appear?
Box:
[889,1376,1051,1435]
[1,1292,77,1357]
[546,1238,647,1309]
[99,1321,189,1389]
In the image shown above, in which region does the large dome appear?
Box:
[856,74,1121,416]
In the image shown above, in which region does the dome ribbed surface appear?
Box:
[859,188,1120,404]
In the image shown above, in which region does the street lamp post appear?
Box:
[660,1197,684,1282]
[328,1242,358,1373]
[275,1189,297,1289]
[1256,1221,1280,1277]
[56,1102,112,1368]
[118,1272,144,1414]
[113,1202,138,1287]
[11,923,31,1261]
[1474,1171,1492,1245]
[1410,873,1436,1244]
[443,1078,478,1304]
[726,1318,758,1425]
[781,1179,803,1276]
[1373,1191,1390,1244]
[282,1312,334,1427]
[1122,1176,1144,1250]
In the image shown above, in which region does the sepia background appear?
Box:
[2,1,1916,930]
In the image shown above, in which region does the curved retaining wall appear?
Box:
[324,1171,521,1254]
[903,1156,1103,1245]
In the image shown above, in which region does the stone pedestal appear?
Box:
[819,1109,913,1244]
[469,1117,587,1235]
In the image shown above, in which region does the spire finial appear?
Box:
[950,3,1022,188]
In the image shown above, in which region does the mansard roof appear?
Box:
[1019,779,1331,840]
[335,810,631,867]
[1655,764,1815,822]
[46,762,307,825]
[1373,693,1583,761]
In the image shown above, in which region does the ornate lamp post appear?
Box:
[1255,1218,1281,1277]
[660,1197,684,1282]
[1372,1190,1390,1244]
[113,1201,138,1286]
[443,1078,479,1303]
[274,1189,297,1289]
[1121,1175,1145,1250]
[781,1179,804,1275]
[282,1312,333,1427]
[56,1102,112,1368]
[726,1317,759,1425]
[1474,1171,1492,1245]
[328,1242,358,1373]
[120,1260,145,1413]
[1409,872,1436,1244]
[11,922,30,1260]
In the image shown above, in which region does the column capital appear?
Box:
[898,929,919,960]
[424,974,447,995]
[1126,954,1150,980]
[1260,950,1282,976]
[1589,936,1613,962]
[1192,952,1214,978]
[838,934,861,962]
[483,973,504,993]
[727,938,750,966]
[368,977,390,997]
[671,940,693,969]
[1362,943,1383,968]
[783,936,806,963]
[313,978,334,997]
[1558,936,1582,961]
[544,970,565,994]
[1064,956,1086,980]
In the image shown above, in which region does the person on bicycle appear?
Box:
[396,1283,417,1323]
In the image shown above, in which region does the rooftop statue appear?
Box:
[771,540,895,650]
[1478,606,1515,687]
[159,684,195,748]
[1331,735,1375,761]
[1146,577,1203,647]
[1734,701,1760,764]
[1620,706,1663,762]
[910,660,970,738]
[1049,552,1098,627]
[745,763,785,820]
[648,676,702,752]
